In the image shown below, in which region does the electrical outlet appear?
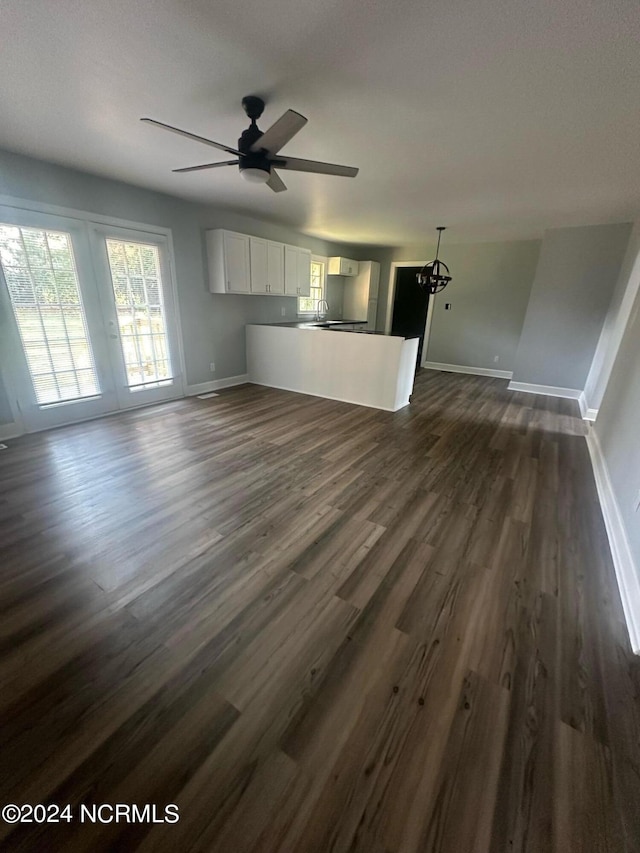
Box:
[209,362,216,373]
[281,307,286,317]
[493,355,499,363]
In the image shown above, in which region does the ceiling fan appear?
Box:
[141,96,359,193]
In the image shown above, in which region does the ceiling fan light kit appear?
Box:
[240,165,271,184]
[417,227,453,294]
[141,95,358,193]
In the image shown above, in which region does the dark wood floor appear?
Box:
[1,370,639,852]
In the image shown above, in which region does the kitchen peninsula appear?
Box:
[246,322,419,411]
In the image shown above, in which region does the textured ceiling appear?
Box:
[1,0,639,245]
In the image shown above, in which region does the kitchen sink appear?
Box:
[303,320,366,328]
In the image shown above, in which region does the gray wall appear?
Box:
[0,147,368,414]
[512,223,631,389]
[583,220,640,413]
[0,373,13,426]
[593,279,640,579]
[383,240,541,372]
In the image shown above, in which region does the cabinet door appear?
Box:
[341,258,358,276]
[223,231,250,293]
[284,245,299,296]
[345,265,368,319]
[367,297,378,329]
[297,249,311,297]
[249,237,268,293]
[267,241,284,294]
[369,261,380,298]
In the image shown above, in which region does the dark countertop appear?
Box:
[250,320,419,339]
[256,320,368,329]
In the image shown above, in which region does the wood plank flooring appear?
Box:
[1,370,639,852]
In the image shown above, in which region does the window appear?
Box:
[0,224,100,406]
[298,257,326,315]
[105,239,173,390]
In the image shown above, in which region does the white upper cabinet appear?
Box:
[284,245,298,296]
[207,229,309,296]
[207,230,250,294]
[249,237,269,293]
[250,237,284,294]
[285,246,312,297]
[328,256,359,277]
[343,260,380,321]
[266,241,284,294]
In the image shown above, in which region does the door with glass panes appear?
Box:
[90,225,183,410]
[0,207,183,432]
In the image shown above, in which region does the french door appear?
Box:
[90,224,183,410]
[0,207,183,432]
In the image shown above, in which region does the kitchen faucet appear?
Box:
[315,299,329,321]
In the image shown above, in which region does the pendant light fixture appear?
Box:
[417,226,452,294]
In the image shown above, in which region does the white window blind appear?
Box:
[0,224,100,406]
[105,239,173,391]
[299,259,325,314]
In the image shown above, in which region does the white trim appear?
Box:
[184,374,249,396]
[586,430,640,654]
[583,225,640,415]
[423,361,512,379]
[420,296,436,368]
[578,392,587,418]
[0,193,174,238]
[507,381,582,399]
[578,391,598,421]
[297,254,327,318]
[385,261,437,364]
[87,222,186,406]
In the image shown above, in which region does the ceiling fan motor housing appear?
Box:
[238,123,271,178]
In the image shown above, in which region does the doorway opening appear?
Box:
[390,266,430,367]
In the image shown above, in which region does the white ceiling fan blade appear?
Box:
[273,156,358,178]
[266,170,287,193]
[250,110,308,154]
[172,160,239,173]
[141,118,241,156]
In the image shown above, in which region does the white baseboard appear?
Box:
[586,430,640,654]
[578,391,598,421]
[508,381,582,399]
[423,362,513,380]
[185,374,249,396]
